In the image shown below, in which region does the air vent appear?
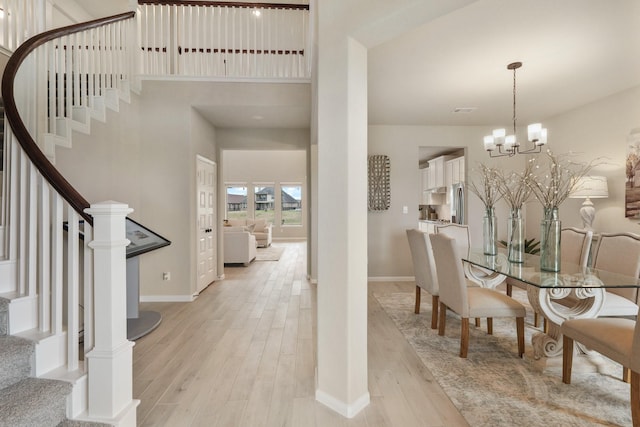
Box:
[452,107,477,113]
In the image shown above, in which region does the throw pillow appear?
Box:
[252,219,266,232]
[244,223,256,233]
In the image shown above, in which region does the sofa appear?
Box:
[226,218,273,247]
[223,227,257,266]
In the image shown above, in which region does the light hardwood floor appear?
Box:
[134,241,468,427]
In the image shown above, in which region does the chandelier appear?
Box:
[483,62,547,157]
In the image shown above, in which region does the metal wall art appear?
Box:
[368,155,390,211]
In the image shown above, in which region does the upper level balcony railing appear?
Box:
[137,1,311,80]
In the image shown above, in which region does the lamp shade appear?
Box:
[569,176,609,199]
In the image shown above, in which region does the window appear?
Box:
[226,186,248,220]
[254,185,275,224]
[281,185,302,225]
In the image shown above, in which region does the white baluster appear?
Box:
[37,175,50,332]
[67,207,79,370]
[83,224,94,359]
[27,162,36,296]
[56,37,63,120]
[72,33,80,111]
[51,192,63,335]
[18,148,27,294]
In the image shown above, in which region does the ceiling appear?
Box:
[368,0,640,127]
[76,1,640,134]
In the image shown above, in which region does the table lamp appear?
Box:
[569,176,608,230]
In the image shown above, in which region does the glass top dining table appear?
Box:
[461,247,640,358]
[462,247,640,290]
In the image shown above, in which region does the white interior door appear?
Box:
[196,156,216,294]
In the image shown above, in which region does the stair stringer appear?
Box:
[41,80,136,164]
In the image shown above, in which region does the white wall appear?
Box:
[55,81,217,300]
[222,150,307,239]
[368,125,518,278]
[136,85,217,299]
[368,86,640,279]
[524,85,640,237]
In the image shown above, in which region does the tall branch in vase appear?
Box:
[469,163,503,255]
[496,161,533,262]
[527,150,600,271]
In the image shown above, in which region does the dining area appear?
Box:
[404,220,640,426]
[399,148,640,426]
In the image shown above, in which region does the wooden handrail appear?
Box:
[137,1,309,10]
[1,12,135,226]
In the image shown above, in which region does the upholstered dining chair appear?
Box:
[591,232,640,317]
[434,223,505,289]
[429,233,526,358]
[561,308,640,426]
[406,229,439,328]
[506,227,593,328]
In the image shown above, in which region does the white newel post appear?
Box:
[84,201,139,426]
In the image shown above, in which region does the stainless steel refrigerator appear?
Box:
[451,183,465,224]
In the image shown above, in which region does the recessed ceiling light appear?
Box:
[252,115,264,120]
[452,107,477,114]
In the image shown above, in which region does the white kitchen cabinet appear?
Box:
[421,168,430,193]
[446,156,465,186]
[427,155,453,189]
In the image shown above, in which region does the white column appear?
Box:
[84,201,139,427]
[315,13,370,417]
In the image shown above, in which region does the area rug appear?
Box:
[373,291,632,427]
[255,245,284,261]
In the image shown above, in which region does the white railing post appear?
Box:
[84,201,138,427]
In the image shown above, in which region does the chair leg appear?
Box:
[475,318,480,327]
[506,282,512,297]
[562,335,574,384]
[516,317,524,358]
[631,371,640,427]
[487,318,493,335]
[533,312,539,328]
[431,295,439,329]
[414,286,421,314]
[460,318,470,358]
[544,318,549,334]
[624,367,631,383]
[438,302,447,336]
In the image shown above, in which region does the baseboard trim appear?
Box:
[315,389,370,419]
[140,295,195,303]
[368,276,414,282]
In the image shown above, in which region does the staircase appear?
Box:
[0,2,311,425]
[0,8,140,426]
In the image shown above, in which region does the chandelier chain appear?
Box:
[512,66,517,135]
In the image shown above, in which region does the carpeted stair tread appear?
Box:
[0,377,71,427]
[0,336,33,389]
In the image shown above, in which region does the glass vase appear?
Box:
[483,207,497,255]
[540,206,561,272]
[508,207,524,263]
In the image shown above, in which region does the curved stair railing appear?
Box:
[1,11,139,426]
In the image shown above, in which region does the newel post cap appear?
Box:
[84,200,134,216]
